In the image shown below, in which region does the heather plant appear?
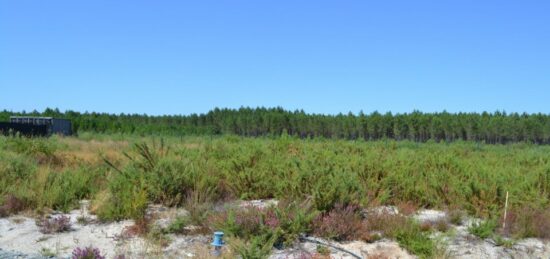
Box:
[313,204,369,241]
[502,206,550,239]
[71,246,105,259]
[0,194,26,217]
[209,201,315,248]
[37,215,72,234]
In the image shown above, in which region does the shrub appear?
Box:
[37,215,72,234]
[396,201,418,216]
[38,168,100,212]
[502,207,550,239]
[316,245,330,256]
[123,217,151,237]
[164,216,189,234]
[0,194,26,217]
[93,174,148,221]
[394,229,435,259]
[364,210,435,258]
[419,218,450,233]
[312,204,369,241]
[365,210,408,237]
[209,201,315,248]
[447,209,465,225]
[71,246,105,259]
[230,235,276,259]
[468,220,497,239]
[271,200,317,246]
[184,188,214,227]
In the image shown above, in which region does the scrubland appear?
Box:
[1,134,549,258]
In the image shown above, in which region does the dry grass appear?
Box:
[123,217,151,237]
[190,243,234,259]
[56,138,129,168]
[396,201,418,216]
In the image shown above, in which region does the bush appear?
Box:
[312,204,369,241]
[184,188,215,227]
[93,171,148,221]
[37,215,72,234]
[230,235,276,259]
[0,194,26,217]
[502,207,550,239]
[394,227,435,259]
[38,168,100,212]
[468,220,497,239]
[364,211,435,258]
[209,201,315,248]
[447,209,465,225]
[164,216,189,234]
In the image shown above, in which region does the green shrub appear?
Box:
[94,169,148,221]
[231,235,276,259]
[164,216,189,234]
[394,227,435,259]
[468,220,497,239]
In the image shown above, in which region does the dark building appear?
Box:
[0,116,72,136]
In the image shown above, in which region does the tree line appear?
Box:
[1,107,550,144]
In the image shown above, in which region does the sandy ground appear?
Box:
[1,201,550,259]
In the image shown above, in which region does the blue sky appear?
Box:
[1,1,549,115]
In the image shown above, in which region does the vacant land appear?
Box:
[1,134,550,258]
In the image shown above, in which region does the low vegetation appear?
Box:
[1,134,550,257]
[36,215,72,234]
[71,246,105,259]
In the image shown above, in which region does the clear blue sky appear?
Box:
[1,1,549,115]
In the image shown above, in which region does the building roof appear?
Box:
[10,116,54,119]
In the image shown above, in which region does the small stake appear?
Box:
[503,191,509,230]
